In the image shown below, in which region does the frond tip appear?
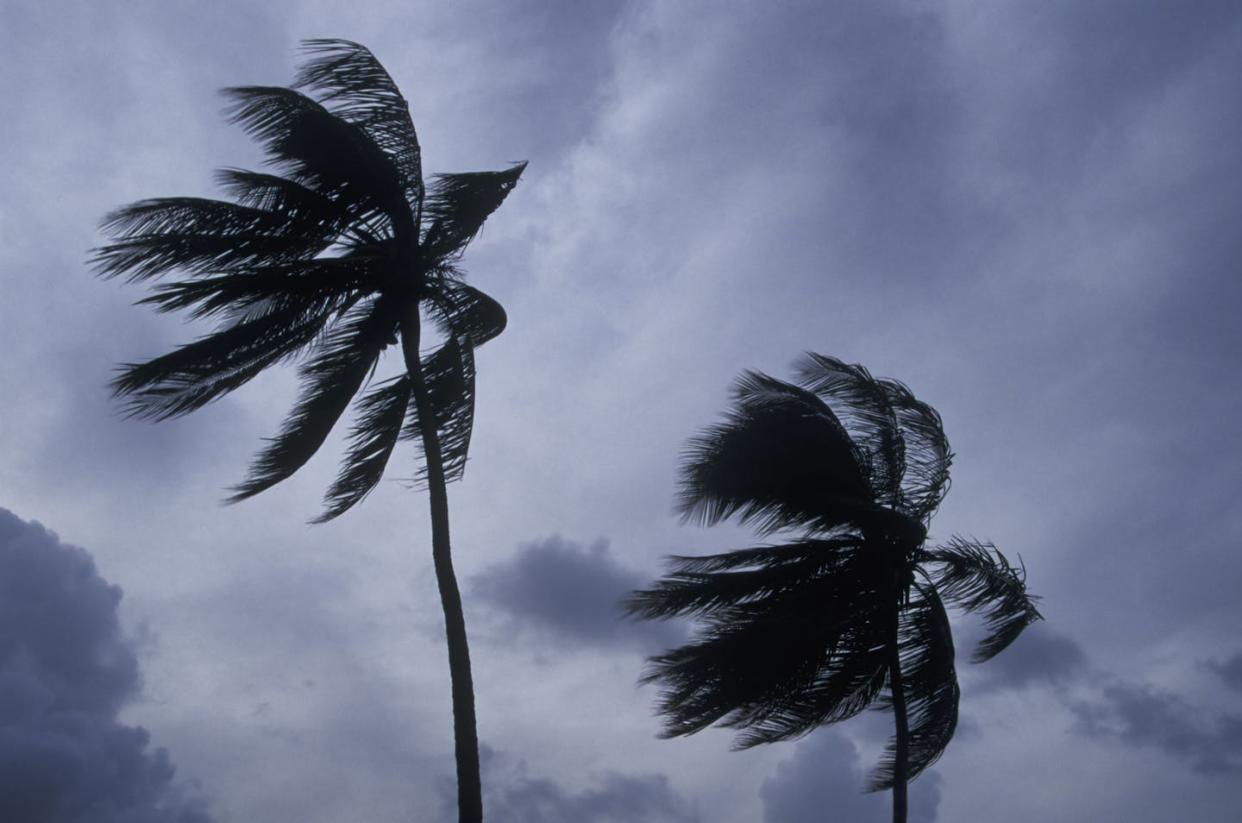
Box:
[422,163,528,259]
[226,297,395,504]
[314,375,411,522]
[925,537,1043,662]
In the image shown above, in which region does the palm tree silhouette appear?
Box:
[93,40,522,823]
[627,354,1041,823]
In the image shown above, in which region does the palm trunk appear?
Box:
[400,311,484,823]
[887,604,909,823]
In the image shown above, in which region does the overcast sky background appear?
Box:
[2,1,1241,821]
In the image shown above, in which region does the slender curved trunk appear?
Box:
[887,603,909,823]
[400,310,483,823]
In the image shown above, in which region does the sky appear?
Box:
[1,1,1241,820]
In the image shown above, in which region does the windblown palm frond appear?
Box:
[869,583,959,791]
[425,280,509,348]
[925,537,1043,662]
[294,38,424,214]
[94,196,339,282]
[423,165,528,258]
[676,370,873,535]
[316,374,411,523]
[795,352,954,523]
[881,379,953,520]
[628,538,889,746]
[135,257,380,320]
[796,353,905,504]
[111,297,354,421]
[631,355,1041,821]
[401,336,478,485]
[310,329,485,515]
[222,85,405,226]
[227,296,398,504]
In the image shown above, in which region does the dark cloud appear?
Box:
[963,625,1242,779]
[760,731,941,823]
[441,745,699,823]
[968,624,1089,693]
[1071,679,1242,776]
[0,507,213,823]
[470,536,684,654]
[1204,654,1242,692]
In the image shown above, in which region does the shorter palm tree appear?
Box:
[627,354,1041,823]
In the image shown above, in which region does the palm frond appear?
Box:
[925,537,1043,663]
[228,296,397,502]
[625,539,862,620]
[93,197,333,282]
[421,163,527,260]
[425,281,508,348]
[400,336,477,485]
[643,607,888,746]
[112,297,351,421]
[869,584,959,791]
[639,628,819,740]
[638,538,863,576]
[135,256,382,320]
[314,374,411,522]
[729,621,889,748]
[633,540,890,745]
[213,168,353,231]
[216,167,396,254]
[677,370,873,534]
[881,379,952,520]
[795,353,904,507]
[294,39,423,216]
[221,86,406,236]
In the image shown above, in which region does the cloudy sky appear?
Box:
[2,1,1241,820]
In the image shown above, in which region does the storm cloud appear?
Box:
[962,623,1242,779]
[1204,653,1242,693]
[439,745,699,823]
[0,507,212,823]
[760,731,942,823]
[470,536,683,653]
[967,624,1089,693]
[1071,679,1242,776]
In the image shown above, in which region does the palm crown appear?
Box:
[628,354,1042,809]
[94,39,524,520]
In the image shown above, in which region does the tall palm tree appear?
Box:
[627,354,1042,823]
[93,40,523,823]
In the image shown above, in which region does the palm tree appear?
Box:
[627,354,1042,823]
[93,40,523,823]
